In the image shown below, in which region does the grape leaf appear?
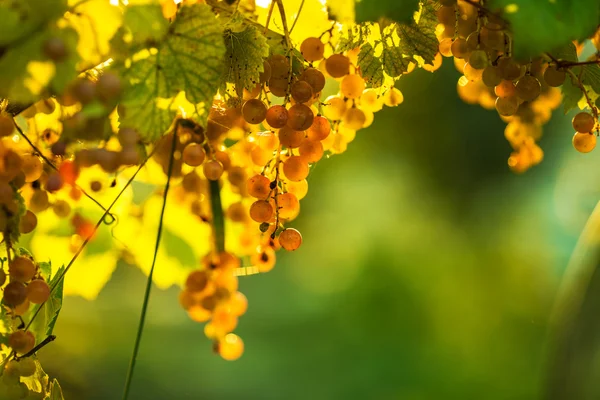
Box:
[355,0,420,24]
[337,24,372,52]
[49,379,65,400]
[0,0,68,47]
[562,73,584,114]
[382,43,409,78]
[551,42,578,63]
[488,0,600,60]
[21,358,50,396]
[27,264,64,344]
[395,0,440,65]
[222,24,270,91]
[357,43,384,87]
[582,64,600,96]
[122,4,169,47]
[118,4,226,140]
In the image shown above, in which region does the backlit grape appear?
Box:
[283,156,309,181]
[325,54,350,78]
[279,228,302,251]
[183,143,206,167]
[278,126,305,148]
[287,104,314,131]
[573,132,596,153]
[340,74,366,99]
[8,330,35,354]
[299,139,324,163]
[291,80,313,103]
[9,257,36,283]
[242,99,267,124]
[265,105,288,128]
[516,75,541,101]
[218,333,244,361]
[307,116,331,141]
[544,66,566,87]
[572,112,595,133]
[26,279,50,304]
[249,200,274,223]
[301,68,326,92]
[4,282,27,307]
[203,160,224,181]
[300,37,325,62]
[247,175,271,200]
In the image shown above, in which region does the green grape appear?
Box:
[482,66,502,87]
[300,37,325,62]
[450,38,469,59]
[325,54,350,78]
[495,96,519,117]
[265,105,288,129]
[291,80,313,103]
[468,50,488,70]
[242,99,267,124]
[515,75,541,101]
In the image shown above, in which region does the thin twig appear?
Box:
[289,0,305,35]
[14,335,56,361]
[264,1,276,34]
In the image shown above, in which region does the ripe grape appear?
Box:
[300,37,325,62]
[463,63,483,82]
[498,57,524,80]
[283,156,309,181]
[287,104,314,131]
[52,199,71,218]
[29,190,49,212]
[291,80,313,103]
[482,66,502,87]
[19,210,37,234]
[383,88,404,107]
[43,37,67,61]
[277,192,300,219]
[247,175,271,199]
[450,38,469,59]
[8,330,35,354]
[480,26,505,51]
[45,173,63,192]
[299,139,324,163]
[341,74,366,99]
[265,105,288,128]
[251,145,271,166]
[26,279,50,304]
[468,50,488,70]
[325,54,350,78]
[278,126,305,148]
[203,160,224,181]
[218,333,244,361]
[251,246,276,272]
[307,116,331,141]
[544,66,566,87]
[215,150,231,171]
[186,270,209,292]
[242,99,267,124]
[286,179,308,200]
[90,180,103,192]
[17,358,36,377]
[4,282,27,307]
[257,131,279,151]
[269,54,290,79]
[249,200,274,223]
[573,132,597,153]
[436,6,455,25]
[323,95,347,120]
[96,72,122,101]
[360,89,384,112]
[268,77,289,97]
[516,75,541,101]
[227,202,248,222]
[259,60,271,83]
[183,143,206,167]
[229,291,248,316]
[573,112,595,133]
[495,96,519,117]
[439,38,453,57]
[0,115,14,137]
[342,107,367,130]
[494,80,516,98]
[97,149,119,173]
[9,257,36,283]
[300,68,326,92]
[279,228,302,251]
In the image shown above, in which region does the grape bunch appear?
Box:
[435,0,585,172]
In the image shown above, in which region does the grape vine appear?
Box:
[0,0,598,398]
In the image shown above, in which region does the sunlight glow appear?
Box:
[256,0,271,8]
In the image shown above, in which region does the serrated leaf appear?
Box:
[355,0,420,24]
[26,264,64,344]
[582,64,600,95]
[562,74,583,114]
[222,25,270,91]
[382,44,409,77]
[489,0,600,60]
[395,0,440,65]
[551,42,578,63]
[49,379,65,400]
[118,4,226,140]
[21,358,49,395]
[37,261,52,282]
[357,43,384,87]
[337,24,372,52]
[122,4,169,47]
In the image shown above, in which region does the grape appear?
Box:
[286,179,308,200]
[423,53,443,73]
[51,141,67,157]
[300,68,326,92]
[203,160,224,181]
[18,358,36,377]
[268,77,289,97]
[278,126,305,148]
[572,112,595,133]
[0,182,14,204]
[300,37,325,62]
[215,150,231,171]
[4,282,27,307]
[52,199,71,218]
[249,200,274,223]
[450,38,469,59]
[307,116,331,141]
[299,139,324,163]
[228,166,247,188]
[45,173,63,192]
[482,66,502,87]
[229,291,248,316]
[119,127,139,147]
[494,80,516,98]
[495,96,519,117]
[259,60,271,83]
[218,333,244,361]
[95,72,122,102]
[257,131,279,151]
[26,279,50,304]
[383,88,404,107]
[480,26,505,51]
[291,80,313,103]
[8,330,35,354]
[498,57,524,81]
[251,145,271,166]
[29,190,49,212]
[287,104,314,131]
[516,75,541,101]
[268,54,290,79]
[242,99,267,124]
[182,172,201,193]
[227,202,247,222]
[178,290,195,310]
[265,105,288,128]
[251,246,276,272]
[90,181,102,192]
[439,38,453,57]
[544,66,566,87]
[279,228,302,251]
[573,132,597,153]
[277,192,300,219]
[19,210,37,234]
[183,143,206,167]
[340,74,366,99]
[325,54,350,78]
[342,107,367,130]
[322,95,347,120]
[247,175,271,199]
[463,63,483,82]
[9,257,36,283]
[120,148,141,165]
[43,37,67,61]
[0,115,14,137]
[359,89,383,112]
[71,79,96,104]
[186,270,209,292]
[283,156,309,181]
[96,149,119,173]
[468,50,488,70]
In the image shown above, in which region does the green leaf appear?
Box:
[382,44,408,78]
[122,4,169,46]
[395,0,440,65]
[49,379,65,400]
[582,64,600,95]
[37,262,52,282]
[489,0,600,60]
[337,24,372,52]
[118,4,226,140]
[222,25,269,92]
[0,0,68,47]
[27,264,64,344]
[357,43,384,88]
[562,73,583,114]
[551,42,578,63]
[21,358,49,395]
[355,0,420,24]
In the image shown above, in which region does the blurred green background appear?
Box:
[39,62,600,399]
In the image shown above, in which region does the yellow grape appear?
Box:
[300,37,325,62]
[325,54,350,78]
[383,88,404,107]
[572,132,596,153]
[300,68,326,92]
[307,116,331,141]
[277,192,300,219]
[342,107,367,130]
[286,179,308,200]
[0,115,14,137]
[323,95,347,120]
[249,200,274,223]
[572,112,595,133]
[340,74,366,99]
[218,333,244,361]
[183,143,206,167]
[278,126,305,148]
[298,139,324,163]
[283,156,309,182]
[360,89,384,112]
[247,174,272,200]
[291,80,313,103]
[287,104,314,131]
[9,257,36,283]
[279,228,302,251]
[26,279,50,304]
[495,96,519,117]
[8,330,35,354]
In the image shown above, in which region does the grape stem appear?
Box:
[121,122,179,400]
[14,335,56,361]
[209,179,225,253]
[288,0,305,35]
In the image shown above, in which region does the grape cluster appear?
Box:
[436,0,566,172]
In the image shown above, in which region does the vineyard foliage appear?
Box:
[0,0,598,398]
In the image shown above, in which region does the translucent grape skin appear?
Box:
[242,99,267,124]
[249,200,274,223]
[287,104,314,131]
[301,68,326,92]
[265,105,288,129]
[26,279,50,304]
[515,75,541,101]
[247,175,271,199]
[183,143,206,167]
[278,126,305,148]
[572,112,595,133]
[307,116,331,141]
[279,228,302,251]
[300,37,325,62]
[495,96,519,117]
[573,132,597,153]
[203,160,224,181]
[340,74,366,99]
[544,66,566,87]
[325,54,350,78]
[283,156,309,181]
[291,80,313,103]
